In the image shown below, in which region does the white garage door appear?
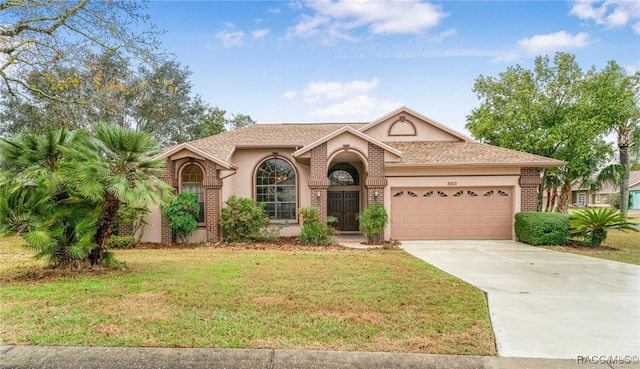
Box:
[391,187,513,240]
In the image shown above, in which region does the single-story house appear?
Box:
[571,170,640,209]
[129,107,564,243]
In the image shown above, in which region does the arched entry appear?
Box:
[327,162,360,232]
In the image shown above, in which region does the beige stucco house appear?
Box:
[130,107,563,243]
[571,171,640,209]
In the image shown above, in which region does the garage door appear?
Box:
[391,187,513,240]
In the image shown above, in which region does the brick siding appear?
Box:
[520,167,541,212]
[309,143,330,222]
[203,160,222,241]
[159,160,177,245]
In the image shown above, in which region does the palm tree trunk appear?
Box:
[620,144,629,218]
[557,181,573,214]
[89,194,120,265]
[551,187,558,211]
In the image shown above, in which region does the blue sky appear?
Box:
[148,0,640,134]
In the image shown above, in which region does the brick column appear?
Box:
[365,143,387,243]
[159,159,177,245]
[116,220,133,237]
[309,143,330,222]
[203,160,223,242]
[365,143,387,207]
[520,167,541,212]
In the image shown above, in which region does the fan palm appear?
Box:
[63,123,174,265]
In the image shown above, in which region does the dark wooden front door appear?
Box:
[328,191,359,231]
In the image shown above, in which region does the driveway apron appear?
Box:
[401,240,640,359]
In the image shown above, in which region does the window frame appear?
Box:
[180,163,205,224]
[255,157,297,222]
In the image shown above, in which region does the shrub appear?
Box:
[514,212,569,246]
[358,202,389,244]
[569,207,638,247]
[297,207,335,246]
[106,235,137,249]
[219,196,270,243]
[162,192,200,244]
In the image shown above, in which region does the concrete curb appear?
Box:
[4,346,636,369]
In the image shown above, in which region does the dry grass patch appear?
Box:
[1,238,495,355]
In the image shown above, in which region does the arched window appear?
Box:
[328,163,359,186]
[181,164,205,222]
[256,158,296,220]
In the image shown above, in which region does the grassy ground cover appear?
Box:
[0,237,495,355]
[545,229,640,265]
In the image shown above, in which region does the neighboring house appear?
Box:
[129,107,563,243]
[571,170,640,210]
[571,171,640,209]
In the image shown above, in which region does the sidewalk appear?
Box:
[3,346,639,369]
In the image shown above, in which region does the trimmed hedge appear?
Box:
[106,235,137,249]
[514,212,569,246]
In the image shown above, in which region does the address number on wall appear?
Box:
[447,181,457,186]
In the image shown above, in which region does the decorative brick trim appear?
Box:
[117,220,133,237]
[159,159,177,245]
[203,160,222,242]
[310,143,329,221]
[520,167,540,212]
[366,143,387,209]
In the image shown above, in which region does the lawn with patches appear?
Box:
[0,238,495,355]
[545,229,640,265]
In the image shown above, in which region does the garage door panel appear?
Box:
[391,187,513,240]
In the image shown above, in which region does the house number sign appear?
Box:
[447,181,458,186]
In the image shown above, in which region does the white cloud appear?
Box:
[302,78,379,102]
[285,77,401,120]
[570,0,640,34]
[429,28,457,43]
[517,31,591,55]
[310,95,402,118]
[288,0,448,41]
[494,31,591,62]
[625,65,638,75]
[216,30,244,47]
[282,91,297,99]
[253,28,270,39]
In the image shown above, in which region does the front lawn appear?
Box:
[545,229,640,265]
[0,237,495,355]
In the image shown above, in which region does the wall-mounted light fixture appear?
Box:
[316,190,321,199]
[374,190,379,199]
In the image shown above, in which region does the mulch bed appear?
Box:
[134,237,352,252]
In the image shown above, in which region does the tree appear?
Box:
[466,52,612,212]
[0,1,162,101]
[0,124,174,267]
[63,123,175,264]
[587,61,640,218]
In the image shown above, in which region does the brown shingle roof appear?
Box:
[170,123,563,168]
[385,141,564,167]
[185,123,366,162]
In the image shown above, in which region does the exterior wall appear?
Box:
[384,167,522,240]
[309,143,330,222]
[222,148,309,226]
[362,113,461,142]
[519,168,540,212]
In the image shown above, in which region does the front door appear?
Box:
[328,191,359,231]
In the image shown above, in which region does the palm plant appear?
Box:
[569,207,638,247]
[0,127,95,267]
[63,123,175,265]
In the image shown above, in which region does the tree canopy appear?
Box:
[466,52,616,212]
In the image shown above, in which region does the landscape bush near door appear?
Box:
[358,202,389,244]
[298,207,336,246]
[515,212,569,246]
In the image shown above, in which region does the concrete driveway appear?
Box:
[401,240,640,359]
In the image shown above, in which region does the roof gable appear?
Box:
[359,106,474,143]
[155,143,234,169]
[292,126,402,158]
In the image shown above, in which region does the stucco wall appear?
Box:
[363,114,461,142]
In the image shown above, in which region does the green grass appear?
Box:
[545,229,640,265]
[0,237,495,355]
